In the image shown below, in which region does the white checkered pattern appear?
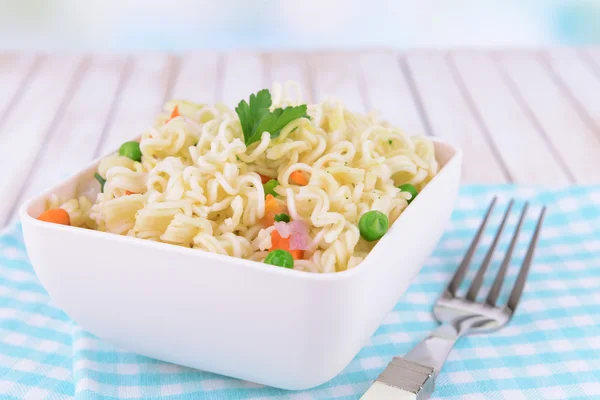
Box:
[1,185,599,399]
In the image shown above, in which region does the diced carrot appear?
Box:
[166,105,180,122]
[270,230,284,247]
[262,194,285,226]
[258,173,271,184]
[270,230,304,260]
[290,170,308,186]
[37,208,70,226]
[124,190,135,195]
[265,194,277,208]
[289,250,304,260]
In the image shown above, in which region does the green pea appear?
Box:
[398,183,418,204]
[359,210,389,242]
[274,213,290,223]
[94,173,106,193]
[119,141,142,162]
[264,249,294,268]
[263,179,280,197]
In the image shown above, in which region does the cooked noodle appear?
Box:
[49,82,438,273]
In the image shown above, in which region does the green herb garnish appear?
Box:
[263,179,280,197]
[274,213,291,223]
[94,173,106,193]
[235,89,309,146]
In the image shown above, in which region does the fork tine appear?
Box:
[485,202,529,306]
[465,200,514,301]
[506,206,546,312]
[447,197,497,296]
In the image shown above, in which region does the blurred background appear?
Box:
[1,0,600,50]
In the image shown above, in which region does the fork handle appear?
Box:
[360,324,460,400]
[403,322,463,377]
[361,318,483,400]
[405,313,488,377]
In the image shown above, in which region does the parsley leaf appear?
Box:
[235,99,252,139]
[235,89,309,146]
[235,89,272,145]
[256,105,308,140]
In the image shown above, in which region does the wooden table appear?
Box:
[1,49,600,228]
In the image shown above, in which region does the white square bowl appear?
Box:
[20,138,461,390]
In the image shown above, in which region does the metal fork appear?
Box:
[361,198,546,400]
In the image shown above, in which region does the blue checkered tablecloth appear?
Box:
[1,185,599,399]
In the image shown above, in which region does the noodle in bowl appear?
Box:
[46,82,439,273]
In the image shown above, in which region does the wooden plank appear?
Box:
[268,52,313,103]
[585,47,600,76]
[97,54,177,155]
[0,54,38,128]
[359,52,427,136]
[497,51,600,184]
[309,52,365,112]
[404,52,508,183]
[220,53,267,107]
[544,49,600,138]
[17,54,128,205]
[450,51,572,185]
[309,52,366,112]
[170,52,220,103]
[0,55,85,225]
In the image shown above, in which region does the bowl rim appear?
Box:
[20,137,461,282]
